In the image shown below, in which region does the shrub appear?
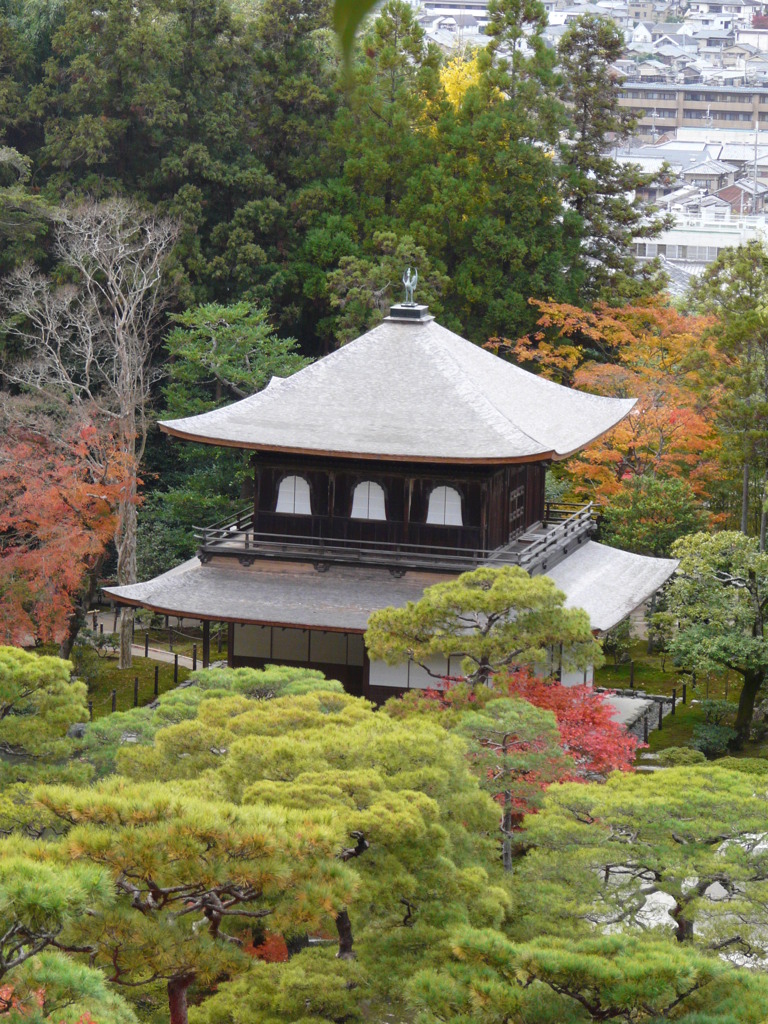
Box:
[657,746,706,767]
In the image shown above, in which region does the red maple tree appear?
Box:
[0,404,127,650]
[497,670,638,778]
[396,669,638,786]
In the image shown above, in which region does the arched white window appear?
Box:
[426,486,463,526]
[351,481,386,520]
[275,475,312,515]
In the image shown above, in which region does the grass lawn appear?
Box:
[597,641,741,753]
[82,655,191,718]
[596,641,739,701]
[28,644,192,719]
[644,705,704,752]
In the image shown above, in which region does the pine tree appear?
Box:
[558,14,670,300]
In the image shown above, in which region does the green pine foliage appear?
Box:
[366,565,603,685]
[0,646,87,757]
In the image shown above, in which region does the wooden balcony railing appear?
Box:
[194,502,596,575]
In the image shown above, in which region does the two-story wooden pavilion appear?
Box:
[105,303,677,702]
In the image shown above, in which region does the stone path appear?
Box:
[600,689,677,741]
[90,610,196,668]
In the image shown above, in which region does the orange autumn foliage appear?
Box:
[0,415,127,646]
[500,298,725,503]
[243,932,290,963]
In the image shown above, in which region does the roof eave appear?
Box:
[101,585,364,632]
[158,423,558,464]
[549,396,638,461]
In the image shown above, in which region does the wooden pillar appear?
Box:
[202,620,210,668]
[480,477,489,553]
[403,477,413,544]
[253,465,261,532]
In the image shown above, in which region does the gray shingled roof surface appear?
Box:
[104,559,447,631]
[104,542,677,634]
[160,317,636,462]
[546,541,678,632]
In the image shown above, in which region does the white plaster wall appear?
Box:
[233,624,271,658]
[368,655,452,690]
[309,631,348,664]
[272,627,309,661]
[233,625,365,666]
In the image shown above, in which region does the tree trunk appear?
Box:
[168,974,194,1024]
[646,592,657,655]
[502,792,513,873]
[335,909,355,960]
[672,902,694,943]
[741,460,750,535]
[477,656,493,688]
[59,560,104,660]
[116,493,138,670]
[118,607,134,670]
[734,670,764,744]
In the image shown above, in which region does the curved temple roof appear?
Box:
[160,317,636,463]
[104,542,678,635]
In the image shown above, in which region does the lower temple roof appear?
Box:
[103,542,678,635]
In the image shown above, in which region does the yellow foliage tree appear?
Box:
[439,51,481,108]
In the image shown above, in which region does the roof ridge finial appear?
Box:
[402,266,418,306]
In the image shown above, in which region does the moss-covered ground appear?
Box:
[596,641,768,760]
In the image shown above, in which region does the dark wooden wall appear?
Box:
[251,453,549,554]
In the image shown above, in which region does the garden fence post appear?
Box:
[111,690,117,713]
[671,688,676,715]
[192,644,197,671]
[629,661,635,690]
[88,700,93,721]
[133,677,139,707]
[643,714,649,744]
[174,654,179,684]
[658,701,663,730]
[144,632,149,657]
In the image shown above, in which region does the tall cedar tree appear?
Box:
[401,0,575,340]
[687,239,768,539]
[138,302,310,579]
[558,14,670,300]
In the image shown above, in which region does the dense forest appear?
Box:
[0,0,664,347]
